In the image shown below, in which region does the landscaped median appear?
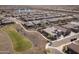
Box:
[4,26,32,52]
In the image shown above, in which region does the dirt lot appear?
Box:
[16,25,47,54]
[0,24,47,54]
[0,30,13,53]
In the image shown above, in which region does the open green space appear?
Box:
[4,26,32,52]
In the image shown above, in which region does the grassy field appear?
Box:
[4,26,32,52]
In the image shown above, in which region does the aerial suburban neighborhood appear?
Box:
[0,5,79,54]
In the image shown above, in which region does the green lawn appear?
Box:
[5,26,32,52]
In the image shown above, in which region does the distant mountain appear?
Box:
[0,5,79,11]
